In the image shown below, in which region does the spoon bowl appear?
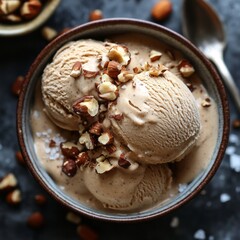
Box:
[182,0,240,111]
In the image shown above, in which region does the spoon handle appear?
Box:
[210,54,240,112]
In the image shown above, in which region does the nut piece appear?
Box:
[105,144,117,154]
[83,69,99,78]
[70,61,82,78]
[101,73,113,83]
[1,14,22,22]
[108,45,131,66]
[97,81,118,101]
[62,159,77,177]
[27,212,44,229]
[98,131,113,145]
[201,98,211,108]
[89,121,102,135]
[117,71,134,83]
[6,0,21,14]
[73,96,99,118]
[6,189,21,205]
[11,76,25,96]
[151,0,172,21]
[60,142,81,159]
[0,173,18,192]
[34,194,47,205]
[110,113,124,121]
[95,160,114,174]
[66,211,82,224]
[107,61,122,79]
[42,26,58,41]
[89,9,103,21]
[79,132,95,150]
[20,0,42,20]
[118,154,131,169]
[149,50,162,62]
[178,60,195,77]
[76,152,90,167]
[76,225,99,240]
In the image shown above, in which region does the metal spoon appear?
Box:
[182,0,240,111]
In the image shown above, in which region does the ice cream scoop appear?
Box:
[41,39,115,131]
[109,70,201,164]
[83,163,172,210]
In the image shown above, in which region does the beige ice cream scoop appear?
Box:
[83,164,172,210]
[109,70,201,164]
[41,39,114,131]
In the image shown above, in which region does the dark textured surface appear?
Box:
[0,0,240,239]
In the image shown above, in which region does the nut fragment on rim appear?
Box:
[0,173,18,192]
[98,131,113,145]
[95,160,114,174]
[79,132,95,150]
[62,159,77,177]
[108,45,131,66]
[149,50,162,62]
[6,189,21,205]
[178,60,195,77]
[73,96,99,118]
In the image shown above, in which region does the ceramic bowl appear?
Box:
[17,18,229,222]
[0,0,60,37]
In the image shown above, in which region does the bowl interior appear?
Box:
[18,19,229,222]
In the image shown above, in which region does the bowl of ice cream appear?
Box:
[0,0,60,37]
[17,18,229,222]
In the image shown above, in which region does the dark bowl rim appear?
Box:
[17,18,230,222]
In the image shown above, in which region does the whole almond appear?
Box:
[151,0,172,21]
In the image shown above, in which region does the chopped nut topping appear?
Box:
[95,160,114,174]
[110,113,124,121]
[73,96,99,118]
[98,81,117,94]
[62,159,77,177]
[41,26,58,41]
[89,9,103,21]
[151,0,173,21]
[98,131,113,145]
[105,144,117,154]
[186,83,196,92]
[101,73,113,82]
[201,98,211,107]
[11,75,25,96]
[21,0,42,20]
[149,50,162,62]
[70,61,82,78]
[178,60,195,77]
[83,69,99,78]
[89,121,102,135]
[108,45,131,66]
[79,132,95,150]
[60,142,81,159]
[107,61,122,79]
[76,152,90,167]
[118,154,131,169]
[118,71,134,83]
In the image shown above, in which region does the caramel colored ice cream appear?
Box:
[30,34,218,212]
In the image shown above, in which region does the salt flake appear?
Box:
[220,193,231,203]
[230,154,240,172]
[194,229,206,239]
